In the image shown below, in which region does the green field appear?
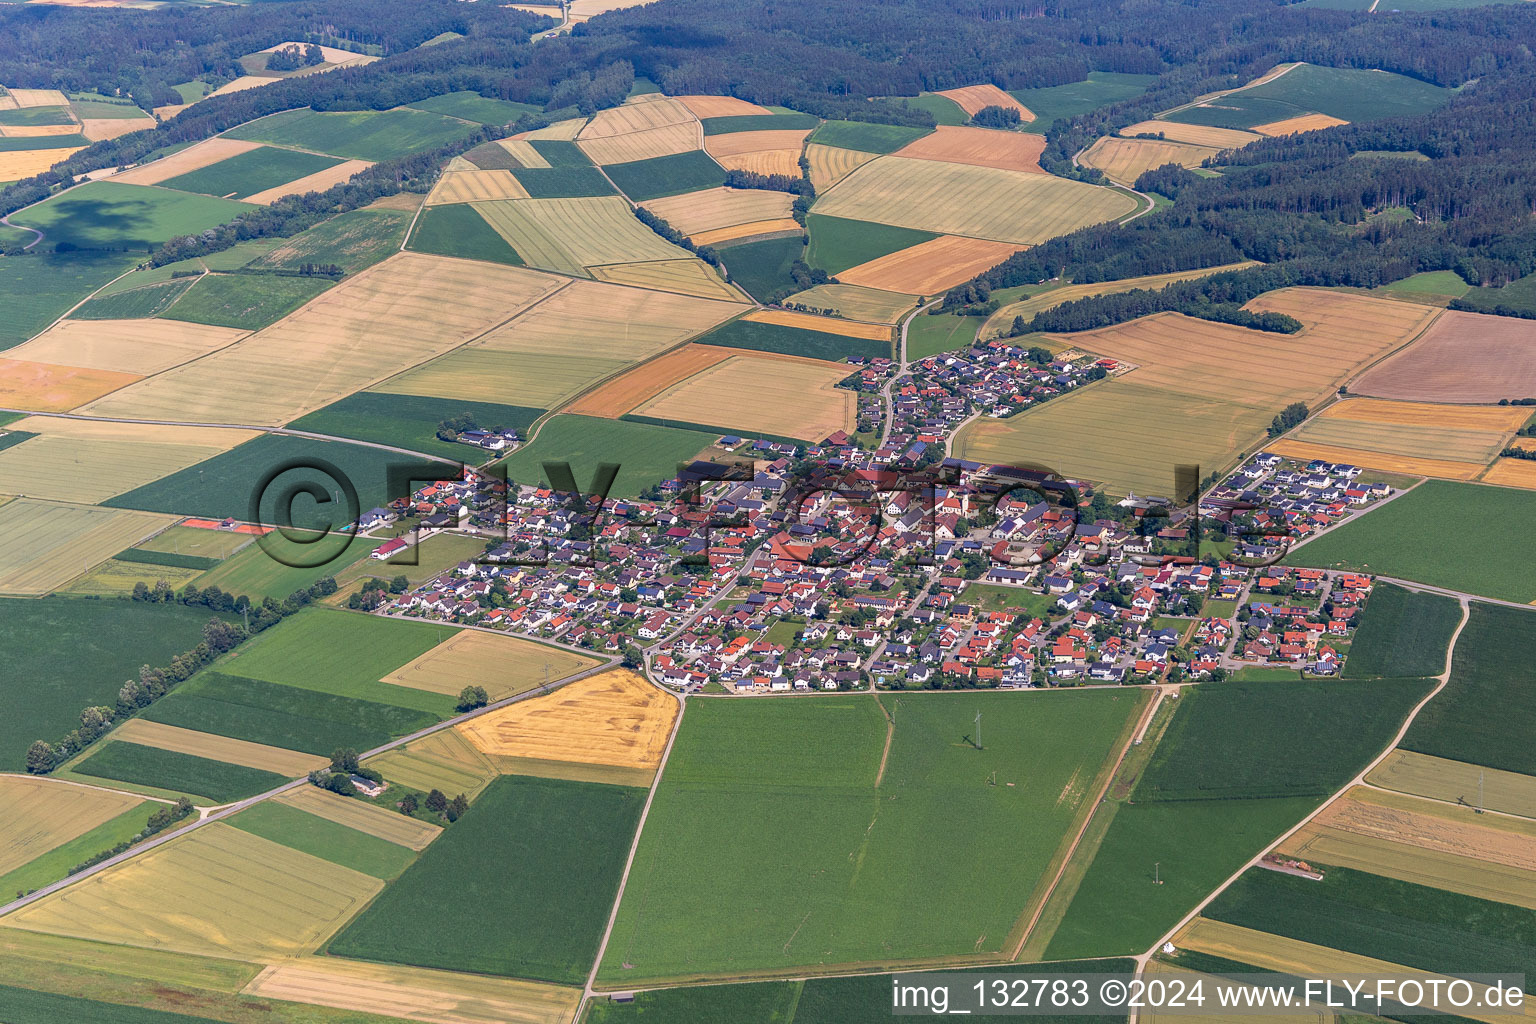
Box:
[69,98,150,119]
[330,775,645,984]
[1454,270,1536,317]
[70,278,196,320]
[227,800,416,879]
[134,526,252,560]
[1205,866,1536,980]
[1375,270,1469,303]
[906,312,983,359]
[0,598,229,771]
[904,93,968,126]
[1342,583,1461,678]
[0,106,74,126]
[500,414,720,499]
[290,391,543,461]
[808,120,930,154]
[90,239,282,296]
[406,91,541,125]
[0,134,89,151]
[1402,602,1536,776]
[716,234,806,301]
[406,202,524,264]
[511,140,617,198]
[1168,64,1450,129]
[1010,73,1158,132]
[106,433,413,523]
[0,986,230,1024]
[959,582,1057,619]
[0,252,139,350]
[604,150,728,200]
[72,740,289,804]
[218,608,453,715]
[697,317,890,361]
[0,802,153,899]
[598,691,1140,982]
[10,182,251,252]
[141,670,437,756]
[246,208,413,276]
[191,530,373,603]
[1042,796,1320,959]
[224,107,475,161]
[157,146,342,200]
[113,547,220,571]
[1137,678,1433,801]
[1287,480,1536,602]
[160,272,332,329]
[701,112,820,135]
[796,960,1135,1024]
[805,213,937,275]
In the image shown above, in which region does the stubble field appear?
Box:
[891,125,1046,172]
[836,234,1024,295]
[1351,309,1536,403]
[381,630,601,701]
[632,350,858,441]
[0,499,172,595]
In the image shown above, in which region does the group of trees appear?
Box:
[266,42,326,73]
[632,206,723,271]
[1268,402,1310,437]
[399,787,469,822]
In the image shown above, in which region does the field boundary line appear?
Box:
[0,771,177,804]
[1136,596,1473,962]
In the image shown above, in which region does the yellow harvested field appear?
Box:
[373,349,624,409]
[496,139,550,168]
[368,728,498,800]
[79,117,156,142]
[981,263,1259,339]
[382,630,600,700]
[7,318,248,375]
[581,95,695,139]
[8,88,69,108]
[587,258,743,301]
[687,217,802,246]
[60,558,202,597]
[710,148,800,177]
[426,168,529,205]
[2,823,380,960]
[109,137,261,186]
[80,253,565,426]
[634,350,857,441]
[0,358,141,412]
[0,776,145,877]
[0,499,172,595]
[676,95,773,118]
[475,196,691,275]
[0,124,80,138]
[705,128,811,160]
[241,158,371,206]
[837,234,1024,296]
[458,668,677,782]
[1282,398,1520,471]
[0,426,253,503]
[0,147,84,181]
[1483,458,1536,489]
[515,117,587,141]
[1265,440,1484,480]
[566,343,734,417]
[641,186,794,237]
[1174,918,1536,1024]
[1352,308,1536,404]
[258,41,376,65]
[893,125,1046,173]
[108,721,323,776]
[1080,136,1219,185]
[1253,113,1349,136]
[275,786,442,851]
[1367,749,1536,820]
[805,143,879,191]
[243,958,580,1024]
[815,156,1137,245]
[1278,790,1536,909]
[742,308,893,342]
[1121,120,1261,149]
[207,76,275,100]
[935,83,1033,121]
[579,120,700,165]
[782,282,916,324]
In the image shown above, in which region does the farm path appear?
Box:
[0,213,43,250]
[0,771,177,804]
[0,640,619,921]
[1129,593,1474,1003]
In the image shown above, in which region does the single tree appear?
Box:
[456,684,489,712]
[425,788,448,813]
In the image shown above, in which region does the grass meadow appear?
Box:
[0,252,138,351]
[808,120,929,154]
[329,774,645,984]
[406,91,540,125]
[141,670,437,755]
[805,213,936,275]
[500,414,720,498]
[604,150,729,201]
[227,800,416,879]
[11,182,251,252]
[225,107,475,161]
[70,279,195,320]
[160,272,333,330]
[246,207,413,276]
[1010,73,1157,132]
[0,598,226,771]
[157,146,341,200]
[715,234,806,302]
[698,317,890,361]
[407,203,525,265]
[907,312,984,359]
[598,691,1140,983]
[1288,480,1536,602]
[1205,866,1536,979]
[0,986,232,1024]
[72,741,289,804]
[1402,602,1536,776]
[190,529,374,603]
[290,390,543,461]
[1342,583,1461,678]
